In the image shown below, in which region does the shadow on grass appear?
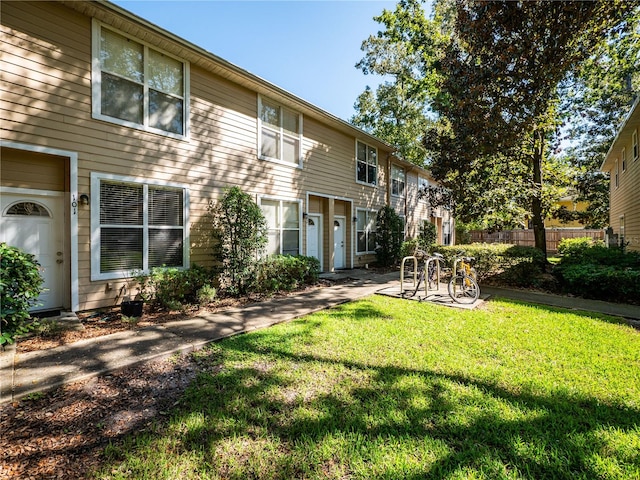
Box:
[168,330,640,480]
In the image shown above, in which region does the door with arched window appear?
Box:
[1,193,64,311]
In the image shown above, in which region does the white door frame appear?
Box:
[306,213,323,271]
[306,191,354,270]
[0,141,79,311]
[334,215,346,269]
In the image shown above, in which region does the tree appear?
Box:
[424,0,636,256]
[210,187,267,295]
[375,205,404,267]
[351,0,438,166]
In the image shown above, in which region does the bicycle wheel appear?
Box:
[448,274,479,304]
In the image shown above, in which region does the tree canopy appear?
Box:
[352,0,640,252]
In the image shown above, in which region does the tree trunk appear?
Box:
[531,128,547,258]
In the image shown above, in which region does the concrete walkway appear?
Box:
[1,271,638,404]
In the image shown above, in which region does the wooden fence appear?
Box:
[469,229,605,253]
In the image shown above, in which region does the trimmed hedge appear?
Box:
[554,237,640,304]
[136,265,214,311]
[254,255,321,294]
[431,243,546,286]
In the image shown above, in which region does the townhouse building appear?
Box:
[0,0,453,312]
[601,96,640,252]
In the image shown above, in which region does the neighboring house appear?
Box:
[0,0,453,313]
[600,96,640,252]
[545,193,589,229]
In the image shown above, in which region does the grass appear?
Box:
[99,296,640,479]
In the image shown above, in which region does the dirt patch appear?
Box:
[0,351,212,479]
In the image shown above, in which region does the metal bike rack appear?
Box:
[400,255,442,298]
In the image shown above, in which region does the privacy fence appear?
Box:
[469,229,605,254]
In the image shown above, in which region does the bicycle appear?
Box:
[448,254,480,304]
[401,249,443,298]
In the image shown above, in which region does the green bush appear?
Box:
[554,238,640,303]
[0,243,44,344]
[558,264,640,304]
[210,186,268,295]
[431,243,546,286]
[137,265,213,311]
[253,255,320,294]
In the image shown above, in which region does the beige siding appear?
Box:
[1,147,67,191]
[609,140,640,251]
[2,1,443,308]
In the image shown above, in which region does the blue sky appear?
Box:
[111,0,399,121]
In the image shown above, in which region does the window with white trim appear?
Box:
[391,164,406,197]
[615,159,619,188]
[356,141,377,186]
[443,220,452,246]
[91,174,188,280]
[258,96,303,167]
[633,129,638,161]
[398,215,406,240]
[260,198,301,256]
[620,215,625,241]
[92,21,188,138]
[622,147,626,172]
[356,209,377,253]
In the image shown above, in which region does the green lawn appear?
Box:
[100,296,640,480]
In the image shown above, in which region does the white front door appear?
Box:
[334,216,345,269]
[1,192,65,311]
[306,214,322,268]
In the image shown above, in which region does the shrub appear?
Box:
[0,243,44,344]
[558,264,640,304]
[554,238,640,303]
[210,186,267,295]
[431,243,545,286]
[253,255,320,294]
[418,221,437,250]
[137,265,213,311]
[375,206,404,267]
[400,239,421,259]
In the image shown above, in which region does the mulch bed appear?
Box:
[1,279,343,479]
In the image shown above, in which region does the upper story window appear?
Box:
[356,141,377,186]
[633,129,638,161]
[92,21,189,139]
[615,159,619,188]
[391,164,406,197]
[258,96,303,167]
[622,147,626,172]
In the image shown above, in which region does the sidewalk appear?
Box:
[0,271,398,404]
[2,272,638,404]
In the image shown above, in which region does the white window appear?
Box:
[260,198,301,256]
[92,21,189,138]
[622,147,626,172]
[615,159,619,188]
[91,173,189,280]
[398,215,406,240]
[391,164,406,197]
[258,96,303,167]
[356,141,377,186]
[633,129,638,161]
[620,215,625,240]
[443,220,452,246]
[356,209,377,253]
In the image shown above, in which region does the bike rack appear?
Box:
[400,255,442,298]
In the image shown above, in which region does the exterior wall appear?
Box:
[1,0,448,310]
[545,199,589,228]
[602,100,640,252]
